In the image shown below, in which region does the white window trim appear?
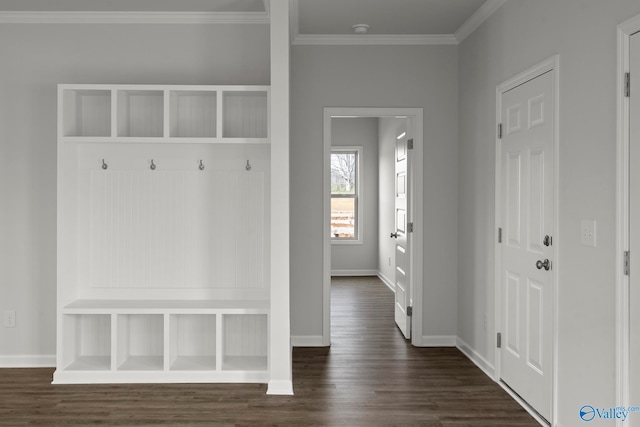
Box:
[331,145,363,245]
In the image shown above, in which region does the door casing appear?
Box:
[616,13,640,423]
[322,107,424,347]
[494,55,560,427]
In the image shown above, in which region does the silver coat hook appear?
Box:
[101,159,108,170]
[246,160,252,171]
[150,159,156,170]
[199,160,205,171]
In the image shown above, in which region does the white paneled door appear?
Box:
[499,70,554,422]
[629,29,640,409]
[393,123,411,339]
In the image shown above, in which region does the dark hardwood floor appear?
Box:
[0,276,539,426]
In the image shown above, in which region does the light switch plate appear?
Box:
[581,220,596,247]
[4,311,15,328]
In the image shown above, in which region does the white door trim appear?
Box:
[322,107,424,347]
[494,55,559,426]
[616,13,640,423]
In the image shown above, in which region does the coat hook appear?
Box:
[245,160,252,171]
[101,159,108,170]
[199,160,205,171]
[150,159,156,170]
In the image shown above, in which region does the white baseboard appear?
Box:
[267,380,294,395]
[330,269,378,276]
[291,335,326,347]
[455,337,495,379]
[377,272,395,292]
[419,335,457,347]
[0,354,56,368]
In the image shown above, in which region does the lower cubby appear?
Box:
[62,314,111,371]
[116,314,164,371]
[222,314,268,371]
[169,314,217,371]
[53,301,269,384]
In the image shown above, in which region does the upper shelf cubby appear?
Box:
[62,89,111,138]
[170,90,217,138]
[58,85,269,143]
[223,91,268,138]
[117,90,164,138]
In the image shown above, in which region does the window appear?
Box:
[331,147,361,243]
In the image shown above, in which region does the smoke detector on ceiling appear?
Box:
[352,24,370,34]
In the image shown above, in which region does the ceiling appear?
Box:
[0,0,498,42]
[297,0,487,36]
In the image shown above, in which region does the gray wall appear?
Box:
[330,118,379,273]
[378,118,405,286]
[0,24,270,357]
[457,0,640,423]
[291,45,459,339]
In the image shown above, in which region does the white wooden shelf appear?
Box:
[59,84,269,143]
[54,301,269,383]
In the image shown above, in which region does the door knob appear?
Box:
[536,259,551,271]
[390,232,398,239]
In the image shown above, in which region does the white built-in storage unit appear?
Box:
[55,85,270,384]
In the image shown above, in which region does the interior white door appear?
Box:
[499,70,554,421]
[629,29,640,409]
[393,122,411,339]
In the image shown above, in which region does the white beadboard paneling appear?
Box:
[223,91,268,138]
[87,168,265,290]
[223,314,268,357]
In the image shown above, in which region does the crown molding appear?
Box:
[0,11,270,24]
[292,33,458,46]
[455,0,507,43]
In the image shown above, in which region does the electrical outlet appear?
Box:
[581,220,596,247]
[4,311,15,328]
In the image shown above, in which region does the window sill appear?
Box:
[331,239,363,245]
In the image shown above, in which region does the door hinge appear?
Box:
[624,250,630,276]
[498,123,503,139]
[407,138,414,150]
[498,227,502,243]
[408,222,414,233]
[497,332,502,348]
[625,72,631,98]
[407,306,413,317]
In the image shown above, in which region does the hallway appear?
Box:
[289,276,539,426]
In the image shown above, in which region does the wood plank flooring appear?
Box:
[0,276,539,426]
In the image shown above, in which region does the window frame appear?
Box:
[330,146,363,245]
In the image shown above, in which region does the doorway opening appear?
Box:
[322,108,424,347]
